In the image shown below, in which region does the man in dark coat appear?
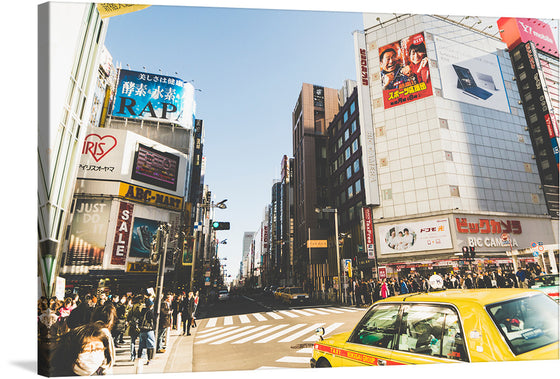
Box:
[66,294,95,329]
[157,293,173,352]
[181,292,195,336]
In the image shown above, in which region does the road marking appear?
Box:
[278,323,325,342]
[256,366,284,370]
[239,315,250,323]
[210,325,270,345]
[251,313,267,322]
[254,324,307,343]
[290,309,314,316]
[205,318,218,327]
[232,324,288,344]
[304,308,329,315]
[304,322,344,342]
[278,310,299,318]
[297,348,313,354]
[195,326,237,339]
[196,327,223,335]
[317,307,344,314]
[266,312,283,320]
[195,326,253,344]
[338,307,359,312]
[275,356,312,364]
[224,316,233,325]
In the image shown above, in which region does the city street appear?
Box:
[112,294,367,374]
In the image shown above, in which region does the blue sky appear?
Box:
[104,5,364,279]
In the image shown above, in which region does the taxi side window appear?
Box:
[397,305,468,362]
[349,304,400,349]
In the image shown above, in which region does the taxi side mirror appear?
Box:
[316,327,325,341]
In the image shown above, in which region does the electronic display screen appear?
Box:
[131,144,179,191]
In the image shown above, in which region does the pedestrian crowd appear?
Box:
[38,289,200,376]
[348,265,543,307]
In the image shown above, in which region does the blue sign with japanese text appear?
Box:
[111,69,189,127]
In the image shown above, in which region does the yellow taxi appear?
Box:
[311,281,559,367]
[273,287,286,300]
[280,287,310,305]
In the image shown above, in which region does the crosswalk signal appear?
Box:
[462,246,469,259]
[212,221,230,230]
[469,246,475,259]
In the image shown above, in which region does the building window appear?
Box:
[351,120,357,134]
[338,155,344,167]
[353,159,360,173]
[344,129,350,141]
[348,185,354,199]
[344,111,349,122]
[352,139,359,154]
[338,137,343,149]
[345,147,351,160]
[349,206,355,221]
[350,102,356,114]
[346,166,352,179]
[355,179,362,194]
[339,172,345,185]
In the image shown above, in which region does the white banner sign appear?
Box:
[378,218,453,254]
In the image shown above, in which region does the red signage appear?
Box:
[359,48,369,85]
[82,133,118,162]
[111,202,134,265]
[362,207,375,258]
[498,18,558,58]
[455,218,522,235]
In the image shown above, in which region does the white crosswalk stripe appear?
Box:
[266,312,283,320]
[297,348,313,354]
[210,325,270,345]
[316,307,344,314]
[303,308,329,315]
[224,316,234,325]
[303,322,344,342]
[254,324,307,343]
[276,356,311,363]
[195,326,237,339]
[278,310,299,318]
[239,314,250,323]
[337,307,359,312]
[195,326,253,344]
[196,326,222,335]
[278,323,325,342]
[205,318,218,327]
[251,312,268,322]
[232,324,288,344]
[290,309,314,316]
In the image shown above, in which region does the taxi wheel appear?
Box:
[316,358,331,368]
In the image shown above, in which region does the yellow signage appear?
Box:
[119,183,183,211]
[127,261,158,273]
[307,240,328,248]
[96,3,151,19]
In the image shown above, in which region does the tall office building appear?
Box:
[354,14,558,278]
[292,83,340,288]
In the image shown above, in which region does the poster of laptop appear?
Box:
[434,35,510,113]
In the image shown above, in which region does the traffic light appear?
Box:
[469,246,475,259]
[212,221,230,230]
[462,246,469,259]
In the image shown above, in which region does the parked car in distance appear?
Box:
[531,274,559,302]
[218,289,229,301]
[281,287,310,305]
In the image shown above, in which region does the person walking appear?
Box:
[181,292,195,336]
[66,294,95,330]
[127,295,144,361]
[157,293,173,353]
[192,291,200,328]
[138,298,156,365]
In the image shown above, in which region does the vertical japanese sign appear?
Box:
[362,207,375,259]
[111,69,191,127]
[66,199,111,267]
[353,31,380,206]
[379,32,433,109]
[111,202,134,265]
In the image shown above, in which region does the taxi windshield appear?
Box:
[486,293,559,355]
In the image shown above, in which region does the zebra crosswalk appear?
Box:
[200,306,358,328]
[194,321,346,345]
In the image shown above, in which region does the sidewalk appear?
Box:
[112,326,196,375]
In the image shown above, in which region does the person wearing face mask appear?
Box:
[50,321,113,376]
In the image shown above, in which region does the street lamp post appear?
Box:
[315,207,341,304]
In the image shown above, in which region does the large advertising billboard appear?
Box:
[435,35,510,113]
[498,17,558,58]
[377,218,453,254]
[378,32,433,109]
[64,198,112,267]
[131,143,180,191]
[129,217,161,259]
[111,69,193,128]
